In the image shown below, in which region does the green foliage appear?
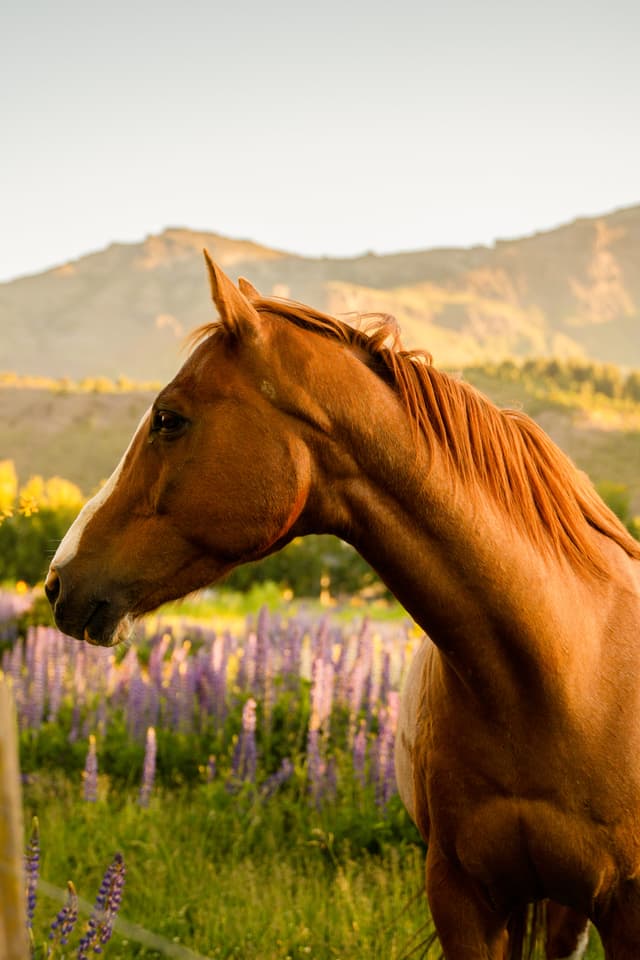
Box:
[0,506,80,583]
[466,357,640,405]
[596,481,640,539]
[223,534,385,599]
[596,482,632,523]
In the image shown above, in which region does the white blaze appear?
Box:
[50,409,151,569]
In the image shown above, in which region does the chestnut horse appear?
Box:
[46,255,640,959]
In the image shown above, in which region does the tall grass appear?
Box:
[26,775,431,959]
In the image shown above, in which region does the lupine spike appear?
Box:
[83,734,98,802]
[231,698,257,783]
[207,754,216,782]
[47,880,79,952]
[139,726,157,807]
[25,815,39,931]
[76,852,126,959]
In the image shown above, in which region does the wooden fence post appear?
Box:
[0,672,29,960]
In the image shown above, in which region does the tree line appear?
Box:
[468,358,640,403]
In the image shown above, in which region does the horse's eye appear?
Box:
[151,409,187,436]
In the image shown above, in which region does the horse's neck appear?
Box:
[311,415,595,694]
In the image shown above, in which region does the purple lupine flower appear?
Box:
[127,671,148,742]
[352,719,368,789]
[255,605,270,697]
[47,634,64,723]
[76,852,126,958]
[139,726,157,807]
[379,649,392,707]
[25,816,39,930]
[206,754,217,782]
[306,727,325,807]
[211,633,231,726]
[27,629,47,730]
[167,653,194,733]
[282,619,303,683]
[69,646,87,743]
[261,757,294,799]
[347,656,367,727]
[83,734,98,802]
[231,698,257,783]
[375,692,399,808]
[237,629,256,690]
[148,631,171,687]
[48,880,78,950]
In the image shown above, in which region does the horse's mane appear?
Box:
[191,295,640,577]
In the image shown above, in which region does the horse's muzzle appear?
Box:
[45,565,131,646]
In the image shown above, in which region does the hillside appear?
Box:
[2,373,639,515]
[1,206,640,380]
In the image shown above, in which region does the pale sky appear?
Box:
[2,0,639,283]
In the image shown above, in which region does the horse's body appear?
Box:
[46,256,640,959]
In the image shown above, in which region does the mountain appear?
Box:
[1,207,640,380]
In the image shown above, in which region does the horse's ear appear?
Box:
[203,250,263,341]
[238,276,261,300]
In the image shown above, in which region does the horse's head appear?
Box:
[45,254,332,646]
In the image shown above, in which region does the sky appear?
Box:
[2,0,639,283]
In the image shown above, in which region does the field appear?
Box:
[1,588,604,959]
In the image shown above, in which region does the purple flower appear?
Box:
[24,816,39,930]
[261,757,294,799]
[255,605,271,699]
[375,692,399,808]
[138,726,157,807]
[306,727,324,807]
[127,672,148,742]
[48,880,78,949]
[83,734,98,802]
[311,658,334,733]
[206,754,216,782]
[77,853,126,958]
[352,719,368,789]
[231,698,257,783]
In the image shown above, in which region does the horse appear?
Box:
[45,253,640,959]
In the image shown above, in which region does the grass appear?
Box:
[25,775,433,960]
[23,774,608,960]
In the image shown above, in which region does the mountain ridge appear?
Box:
[2,205,639,380]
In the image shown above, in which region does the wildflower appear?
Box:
[352,719,368,789]
[138,726,157,807]
[231,698,257,782]
[76,853,126,958]
[207,754,216,782]
[25,816,39,931]
[83,734,98,802]
[261,757,294,799]
[306,727,324,807]
[47,880,78,951]
[375,692,399,808]
[18,492,39,517]
[310,658,334,734]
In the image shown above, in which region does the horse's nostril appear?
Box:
[44,568,61,606]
